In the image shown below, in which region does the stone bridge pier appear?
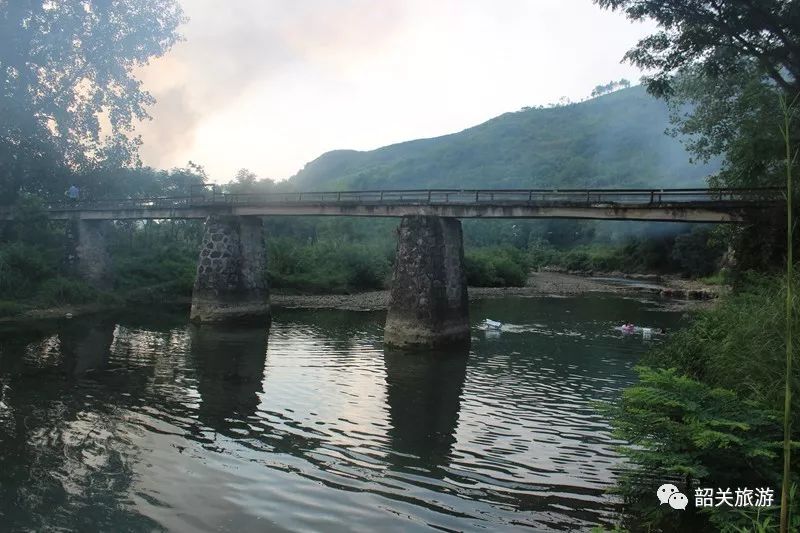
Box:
[384,215,470,350]
[190,215,270,323]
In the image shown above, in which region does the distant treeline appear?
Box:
[0,177,726,316]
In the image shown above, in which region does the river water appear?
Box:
[0,295,684,532]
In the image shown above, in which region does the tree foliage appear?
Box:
[0,0,185,200]
[597,1,800,272]
[610,367,781,531]
[591,78,631,97]
[224,168,286,195]
[608,275,800,530]
[594,0,800,98]
[291,87,714,191]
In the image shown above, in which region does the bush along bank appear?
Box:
[0,201,731,318]
[604,274,800,532]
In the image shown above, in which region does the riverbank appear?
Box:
[272,271,724,311]
[0,302,120,324]
[0,271,722,322]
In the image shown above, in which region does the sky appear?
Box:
[134,0,657,183]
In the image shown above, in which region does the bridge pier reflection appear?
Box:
[190,215,270,323]
[188,324,269,426]
[384,215,470,350]
[383,347,468,468]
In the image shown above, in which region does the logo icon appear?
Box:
[657,483,688,510]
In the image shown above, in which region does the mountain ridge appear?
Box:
[289,86,716,191]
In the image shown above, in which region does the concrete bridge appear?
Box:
[0,187,782,223]
[2,187,782,350]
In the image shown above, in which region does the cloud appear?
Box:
[134,0,657,181]
[136,0,416,176]
[137,84,199,170]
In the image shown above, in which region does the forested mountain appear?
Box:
[290,86,716,191]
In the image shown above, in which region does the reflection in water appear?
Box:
[0,296,687,531]
[0,318,160,532]
[383,348,467,469]
[58,318,116,376]
[189,324,268,427]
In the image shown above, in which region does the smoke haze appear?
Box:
[135,0,657,182]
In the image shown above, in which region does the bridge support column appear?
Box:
[65,219,113,289]
[384,215,469,350]
[190,215,270,323]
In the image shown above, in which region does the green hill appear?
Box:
[290,86,716,190]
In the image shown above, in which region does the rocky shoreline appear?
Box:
[272,271,724,312]
[0,271,722,323]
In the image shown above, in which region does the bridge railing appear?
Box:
[28,187,784,212]
[197,187,784,207]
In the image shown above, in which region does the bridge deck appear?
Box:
[0,188,783,223]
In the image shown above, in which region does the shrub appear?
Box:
[608,275,800,531]
[465,247,528,287]
[609,367,781,532]
[0,301,25,317]
[672,227,726,277]
[267,238,392,293]
[9,194,54,245]
[529,243,624,272]
[111,244,197,297]
[35,277,100,305]
[0,243,56,299]
[698,270,730,286]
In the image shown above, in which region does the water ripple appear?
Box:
[0,296,684,531]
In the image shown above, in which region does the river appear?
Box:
[0,295,685,531]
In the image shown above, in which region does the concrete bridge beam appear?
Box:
[384,215,470,350]
[65,219,113,289]
[190,215,270,323]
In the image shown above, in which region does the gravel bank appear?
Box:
[272,271,723,312]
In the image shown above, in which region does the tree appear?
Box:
[225,168,278,195]
[671,226,725,277]
[0,1,186,201]
[590,78,631,98]
[594,0,800,98]
[596,1,800,272]
[233,168,257,188]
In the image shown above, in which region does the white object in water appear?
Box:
[484,319,502,330]
[642,327,652,340]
